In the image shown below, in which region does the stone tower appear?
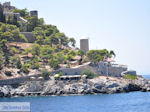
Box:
[80,38,89,53]
[29,10,38,17]
[3,2,15,13]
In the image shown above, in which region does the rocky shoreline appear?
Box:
[0,75,150,97]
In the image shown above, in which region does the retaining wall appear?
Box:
[98,62,128,77]
[58,62,99,75]
[58,62,128,77]
[0,74,41,85]
[11,32,35,43]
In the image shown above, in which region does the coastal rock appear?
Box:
[0,75,150,97]
[0,85,12,97]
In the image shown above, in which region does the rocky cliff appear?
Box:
[0,75,150,97]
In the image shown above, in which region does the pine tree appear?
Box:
[0,50,4,70]
[13,14,18,26]
[2,14,6,23]
[4,55,9,67]
[0,3,6,23]
[0,3,3,21]
[7,15,12,24]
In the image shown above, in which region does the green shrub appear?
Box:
[66,62,70,68]
[0,50,3,70]
[63,49,69,54]
[124,74,137,80]
[32,62,41,69]
[48,58,59,70]
[41,69,50,80]
[10,47,18,54]
[87,49,116,63]
[58,72,63,76]
[21,63,30,73]
[77,50,85,57]
[54,72,63,80]
[68,51,76,56]
[81,70,98,79]
[65,54,73,61]
[4,55,10,66]
[55,52,65,64]
[16,57,22,69]
[22,48,31,55]
[31,44,40,56]
[10,56,21,68]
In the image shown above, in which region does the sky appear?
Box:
[1,0,150,75]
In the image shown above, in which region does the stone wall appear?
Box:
[107,66,127,77]
[0,74,41,85]
[21,32,35,43]
[58,62,128,77]
[0,62,129,85]
[11,32,35,43]
[98,62,128,77]
[58,62,99,75]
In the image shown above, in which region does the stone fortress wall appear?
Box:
[10,32,35,43]
[2,2,37,43]
[21,32,35,43]
[97,62,128,77]
[57,62,128,77]
[0,74,42,85]
[58,62,99,75]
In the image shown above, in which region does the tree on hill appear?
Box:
[0,23,27,51]
[12,14,18,26]
[48,58,60,70]
[109,50,116,58]
[87,49,116,63]
[33,24,76,49]
[69,37,76,47]
[6,14,20,27]
[49,34,59,46]
[0,49,4,70]
[0,6,83,72]
[22,48,31,58]
[55,33,69,46]
[7,15,13,24]
[13,8,29,18]
[26,16,45,32]
[0,31,13,48]
[0,4,6,23]
[33,27,45,44]
[26,16,38,32]
[40,45,54,63]
[77,50,85,57]
[45,28,54,36]
[31,44,41,56]
[33,27,45,37]
[10,56,22,69]
[55,52,65,64]
[38,18,44,27]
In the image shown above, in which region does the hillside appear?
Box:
[0,2,86,79]
[0,2,116,80]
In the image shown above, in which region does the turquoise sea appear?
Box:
[0,75,150,112]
